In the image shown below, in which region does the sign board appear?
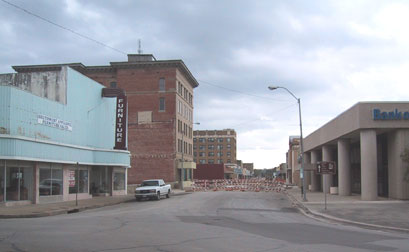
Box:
[69,170,76,187]
[316,161,336,175]
[37,114,72,131]
[102,88,128,150]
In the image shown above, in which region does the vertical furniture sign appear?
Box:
[115,95,127,150]
[102,88,128,150]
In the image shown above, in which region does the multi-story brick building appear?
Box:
[13,54,199,188]
[193,129,237,165]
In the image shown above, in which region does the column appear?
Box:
[310,150,320,191]
[303,152,311,190]
[387,129,409,200]
[338,139,351,196]
[322,145,334,193]
[360,130,378,201]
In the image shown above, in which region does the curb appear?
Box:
[285,191,409,234]
[0,193,191,219]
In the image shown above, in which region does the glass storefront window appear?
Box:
[69,168,89,194]
[113,172,125,190]
[39,164,63,196]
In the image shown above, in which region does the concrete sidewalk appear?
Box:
[286,186,409,233]
[0,190,190,218]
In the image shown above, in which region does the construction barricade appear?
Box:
[192,178,286,193]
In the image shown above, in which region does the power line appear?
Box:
[1,0,127,55]
[198,79,288,102]
[232,103,297,129]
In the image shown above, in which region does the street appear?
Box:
[1,192,408,252]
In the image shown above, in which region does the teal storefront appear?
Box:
[0,66,130,205]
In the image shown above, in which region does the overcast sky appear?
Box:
[1,0,409,169]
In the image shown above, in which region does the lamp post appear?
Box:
[268,86,307,202]
[180,122,200,190]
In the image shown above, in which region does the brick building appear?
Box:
[13,54,199,187]
[287,136,301,185]
[193,129,237,165]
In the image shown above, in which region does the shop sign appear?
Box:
[69,170,76,187]
[37,114,72,131]
[373,109,409,121]
[102,88,128,150]
[115,96,127,150]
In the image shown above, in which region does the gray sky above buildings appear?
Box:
[1,0,409,169]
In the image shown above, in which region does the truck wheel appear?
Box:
[166,190,170,198]
[156,192,161,200]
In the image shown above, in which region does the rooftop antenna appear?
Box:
[138,39,143,54]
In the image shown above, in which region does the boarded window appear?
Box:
[159,98,165,111]
[159,78,165,91]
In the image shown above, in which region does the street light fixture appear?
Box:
[180,122,200,190]
[268,85,307,202]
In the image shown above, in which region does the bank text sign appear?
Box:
[373,109,409,120]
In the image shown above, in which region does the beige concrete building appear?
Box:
[303,102,409,200]
[193,129,237,165]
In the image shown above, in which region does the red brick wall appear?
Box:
[84,66,181,185]
[194,164,225,180]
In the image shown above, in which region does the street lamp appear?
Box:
[180,122,200,190]
[268,85,307,202]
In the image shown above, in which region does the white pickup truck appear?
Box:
[135,179,171,201]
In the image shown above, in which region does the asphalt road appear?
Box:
[1,191,409,252]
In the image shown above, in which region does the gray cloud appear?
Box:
[1,0,409,168]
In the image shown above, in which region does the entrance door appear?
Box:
[5,164,33,201]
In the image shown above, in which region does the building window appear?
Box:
[208,138,215,142]
[39,164,63,196]
[217,159,223,164]
[199,145,205,150]
[194,152,197,157]
[159,78,165,91]
[217,145,223,150]
[159,98,165,111]
[227,152,231,157]
[178,82,183,95]
[110,82,117,88]
[217,152,223,157]
[199,160,206,164]
[227,138,231,143]
[227,144,231,149]
[208,152,214,157]
[114,171,125,190]
[199,152,205,157]
[69,168,89,194]
[199,138,205,143]
[227,159,231,163]
[208,159,214,164]
[193,145,197,150]
[217,138,224,143]
[208,145,214,150]
[2,161,33,201]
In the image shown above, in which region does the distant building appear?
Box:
[0,66,130,205]
[13,54,199,189]
[193,129,237,165]
[287,136,300,185]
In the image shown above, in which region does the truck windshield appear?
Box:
[141,181,159,186]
